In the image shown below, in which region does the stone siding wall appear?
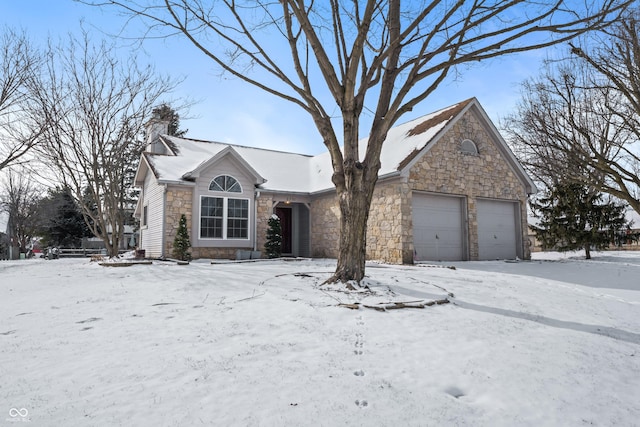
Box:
[310,193,340,258]
[309,183,412,264]
[163,186,194,258]
[365,181,413,264]
[408,109,530,260]
[255,195,273,256]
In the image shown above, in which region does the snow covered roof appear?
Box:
[626,208,640,229]
[0,211,8,234]
[139,98,528,194]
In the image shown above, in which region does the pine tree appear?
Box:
[264,214,282,259]
[38,187,90,247]
[531,182,628,259]
[172,214,191,261]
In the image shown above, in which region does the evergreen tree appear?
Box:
[531,182,628,259]
[264,214,282,259]
[152,103,188,137]
[38,187,90,247]
[172,214,191,261]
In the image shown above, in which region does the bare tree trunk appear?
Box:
[333,181,375,284]
[328,111,381,284]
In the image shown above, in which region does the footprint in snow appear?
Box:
[76,317,102,324]
[444,386,465,399]
[353,370,365,377]
[355,399,368,407]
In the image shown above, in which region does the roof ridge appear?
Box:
[162,135,314,158]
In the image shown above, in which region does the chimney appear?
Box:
[145,112,170,154]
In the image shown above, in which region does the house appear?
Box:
[133,98,537,263]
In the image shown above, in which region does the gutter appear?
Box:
[254,190,260,251]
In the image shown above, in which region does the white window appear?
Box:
[200,197,249,239]
[200,197,224,238]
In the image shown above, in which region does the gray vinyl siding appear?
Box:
[191,156,255,249]
[140,172,166,258]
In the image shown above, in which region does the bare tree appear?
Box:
[28,33,178,257]
[0,28,43,171]
[0,169,43,254]
[89,0,632,282]
[504,10,640,214]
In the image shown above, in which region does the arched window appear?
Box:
[209,175,242,193]
[460,139,479,155]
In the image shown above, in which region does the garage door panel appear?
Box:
[477,199,518,260]
[413,194,465,261]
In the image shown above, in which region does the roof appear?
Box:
[137,98,536,194]
[626,208,640,229]
[0,211,8,234]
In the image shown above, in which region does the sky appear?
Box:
[1,1,555,156]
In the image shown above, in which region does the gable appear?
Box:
[192,153,258,196]
[182,146,265,186]
[407,107,532,199]
[400,100,536,195]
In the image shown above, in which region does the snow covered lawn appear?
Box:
[1,252,639,426]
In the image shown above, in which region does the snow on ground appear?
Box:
[1,251,639,426]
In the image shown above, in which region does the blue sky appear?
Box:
[2,0,556,155]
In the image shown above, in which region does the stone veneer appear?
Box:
[255,195,274,255]
[407,109,530,260]
[365,180,413,264]
[163,186,193,258]
[309,181,412,264]
[310,193,340,258]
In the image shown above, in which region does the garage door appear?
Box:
[477,199,519,260]
[412,193,465,261]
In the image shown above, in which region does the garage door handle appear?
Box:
[494,235,497,239]
[435,234,439,239]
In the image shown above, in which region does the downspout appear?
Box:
[162,184,168,259]
[254,190,260,251]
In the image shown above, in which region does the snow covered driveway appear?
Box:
[1,253,639,426]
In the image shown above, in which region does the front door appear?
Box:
[275,207,292,254]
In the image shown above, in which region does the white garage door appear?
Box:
[412,193,465,261]
[477,199,519,260]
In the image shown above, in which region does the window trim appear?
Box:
[199,195,250,240]
[200,196,224,239]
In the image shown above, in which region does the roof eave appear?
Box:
[133,153,156,187]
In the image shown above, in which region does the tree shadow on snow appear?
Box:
[454,300,640,345]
